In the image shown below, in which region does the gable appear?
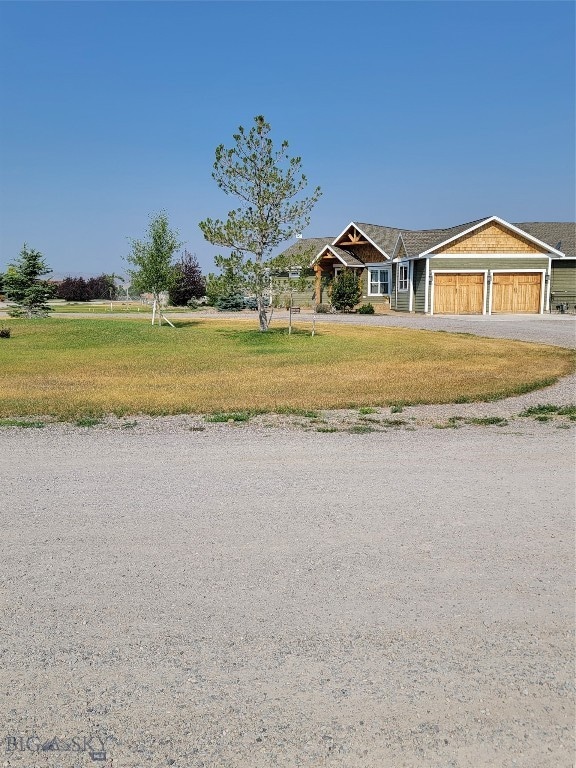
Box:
[432,221,549,255]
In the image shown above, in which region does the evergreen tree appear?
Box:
[199,116,321,331]
[4,244,55,317]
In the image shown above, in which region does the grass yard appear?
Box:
[48,301,155,313]
[0,318,573,419]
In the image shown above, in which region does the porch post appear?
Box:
[314,265,322,306]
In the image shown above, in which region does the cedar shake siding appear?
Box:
[432,222,549,255]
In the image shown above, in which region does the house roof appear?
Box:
[350,223,404,256]
[514,222,575,258]
[279,237,334,263]
[327,245,365,267]
[397,218,490,257]
[279,220,575,266]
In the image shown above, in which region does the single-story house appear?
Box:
[279,216,575,315]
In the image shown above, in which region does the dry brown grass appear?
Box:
[0,318,572,418]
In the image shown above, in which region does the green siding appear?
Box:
[431,257,549,271]
[359,268,368,298]
[272,274,316,308]
[392,263,412,312]
[550,260,576,306]
[413,259,426,313]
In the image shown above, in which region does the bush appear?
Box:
[316,303,330,313]
[215,293,245,311]
[331,270,362,311]
[0,327,11,338]
[243,297,258,310]
[358,303,375,314]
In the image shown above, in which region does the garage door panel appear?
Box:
[492,273,541,313]
[434,273,484,315]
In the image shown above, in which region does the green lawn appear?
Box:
[0,317,572,419]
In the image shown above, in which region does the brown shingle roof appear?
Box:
[278,220,576,265]
[328,246,364,267]
[352,223,404,256]
[513,222,575,257]
[279,237,334,263]
[398,218,489,257]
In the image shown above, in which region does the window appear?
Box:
[368,267,390,296]
[398,264,409,292]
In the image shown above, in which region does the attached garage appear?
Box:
[433,273,485,315]
[491,272,542,314]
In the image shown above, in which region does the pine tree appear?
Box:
[199,116,321,331]
[4,244,55,317]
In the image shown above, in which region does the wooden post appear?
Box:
[314,265,322,306]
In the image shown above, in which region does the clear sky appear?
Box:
[0,1,574,278]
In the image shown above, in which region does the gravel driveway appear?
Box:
[1,314,574,768]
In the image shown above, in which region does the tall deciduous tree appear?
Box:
[169,250,205,306]
[126,212,182,324]
[199,116,321,331]
[4,244,55,317]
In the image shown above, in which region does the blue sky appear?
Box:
[0,1,574,278]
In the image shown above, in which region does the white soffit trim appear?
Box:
[332,221,390,259]
[419,215,565,258]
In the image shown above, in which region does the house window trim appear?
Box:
[397,262,409,292]
[367,266,391,297]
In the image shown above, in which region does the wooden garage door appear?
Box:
[492,273,541,313]
[433,273,484,314]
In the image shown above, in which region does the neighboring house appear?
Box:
[280,216,575,315]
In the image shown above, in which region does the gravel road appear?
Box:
[1,313,574,767]
[1,421,574,768]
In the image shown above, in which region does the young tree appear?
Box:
[125,212,182,324]
[199,115,321,331]
[4,244,55,317]
[331,270,362,312]
[169,250,205,306]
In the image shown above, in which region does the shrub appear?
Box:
[357,303,375,314]
[215,293,245,311]
[331,270,362,311]
[243,297,258,310]
[0,327,11,338]
[316,303,330,313]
